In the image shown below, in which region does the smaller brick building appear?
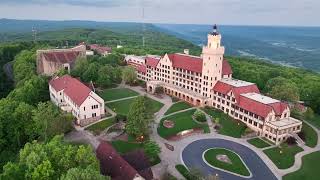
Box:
[37,45,86,75]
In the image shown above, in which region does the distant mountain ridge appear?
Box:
[0,19,320,72]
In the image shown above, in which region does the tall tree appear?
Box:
[122,66,137,85]
[32,102,73,141]
[0,135,108,180]
[126,96,152,137]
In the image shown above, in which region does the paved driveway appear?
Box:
[182,138,278,180]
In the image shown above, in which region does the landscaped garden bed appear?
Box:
[263,143,304,169]
[202,107,247,138]
[283,151,320,180]
[158,109,210,139]
[98,88,139,101]
[164,101,192,115]
[85,117,115,135]
[247,138,271,148]
[203,148,250,176]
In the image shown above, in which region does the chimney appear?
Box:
[184,49,189,55]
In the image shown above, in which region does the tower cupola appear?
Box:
[211,24,219,36]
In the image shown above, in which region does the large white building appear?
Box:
[49,75,106,126]
[134,25,302,144]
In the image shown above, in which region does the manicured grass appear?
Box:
[301,122,318,148]
[107,96,164,116]
[247,138,271,148]
[85,118,115,135]
[111,140,143,154]
[204,148,250,176]
[164,101,192,115]
[283,151,320,180]
[263,143,304,169]
[203,107,247,138]
[304,114,320,130]
[158,109,209,138]
[98,88,139,101]
[146,97,164,115]
[175,164,194,180]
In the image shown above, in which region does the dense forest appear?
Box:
[0,26,320,178]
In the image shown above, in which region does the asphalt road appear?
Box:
[182,138,278,180]
[3,61,14,81]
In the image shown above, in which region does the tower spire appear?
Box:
[212,24,219,35]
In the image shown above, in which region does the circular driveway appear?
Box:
[182,138,277,180]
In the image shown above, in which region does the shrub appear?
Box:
[193,110,206,122]
[155,86,164,94]
[171,96,180,102]
[115,114,127,122]
[286,137,297,145]
[298,131,306,141]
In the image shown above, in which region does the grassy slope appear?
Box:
[247,138,271,148]
[203,107,246,138]
[283,151,320,180]
[85,118,115,135]
[98,88,139,101]
[158,109,209,138]
[263,144,304,169]
[301,122,318,148]
[107,96,163,116]
[164,101,192,115]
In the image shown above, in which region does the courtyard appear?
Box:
[75,85,320,180]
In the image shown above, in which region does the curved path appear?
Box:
[182,138,278,180]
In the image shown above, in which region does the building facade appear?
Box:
[49,75,105,126]
[37,45,86,75]
[134,25,302,144]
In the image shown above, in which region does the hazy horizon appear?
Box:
[0,0,319,27]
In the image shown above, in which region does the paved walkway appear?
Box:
[105,95,139,103]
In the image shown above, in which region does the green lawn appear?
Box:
[98,88,139,101]
[175,164,194,180]
[247,138,271,148]
[111,140,143,154]
[158,109,209,139]
[263,143,304,169]
[304,114,320,130]
[85,118,115,135]
[107,96,164,116]
[283,151,320,180]
[204,148,250,176]
[164,101,192,115]
[202,107,247,138]
[301,122,318,148]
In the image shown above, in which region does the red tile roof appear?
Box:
[49,75,91,106]
[145,57,159,68]
[137,64,147,74]
[238,95,288,118]
[238,95,273,118]
[270,102,288,116]
[96,142,139,180]
[213,81,260,102]
[42,51,81,64]
[89,44,112,54]
[222,59,233,75]
[168,53,203,73]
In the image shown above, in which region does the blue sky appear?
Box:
[0,0,319,26]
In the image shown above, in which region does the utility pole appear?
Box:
[142,0,145,47]
[32,27,37,42]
